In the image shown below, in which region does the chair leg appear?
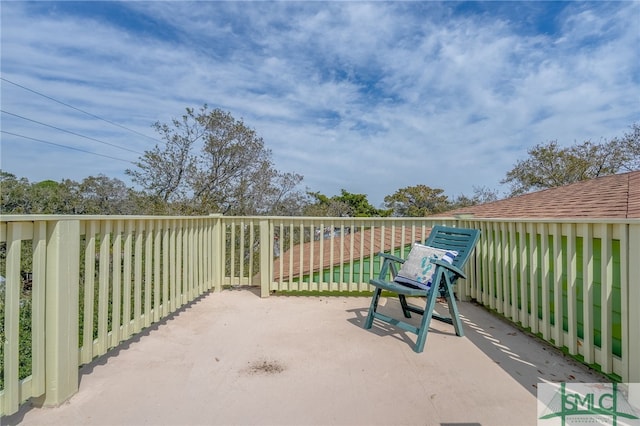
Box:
[398,295,412,318]
[414,290,439,353]
[444,283,465,337]
[364,287,382,329]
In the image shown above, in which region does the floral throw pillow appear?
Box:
[394,243,458,290]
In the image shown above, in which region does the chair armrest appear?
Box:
[377,252,405,264]
[375,252,405,280]
[431,259,467,280]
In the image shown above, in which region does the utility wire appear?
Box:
[0,76,162,145]
[1,130,134,164]
[1,109,144,155]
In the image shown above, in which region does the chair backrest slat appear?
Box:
[424,225,480,269]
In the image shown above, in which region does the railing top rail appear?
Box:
[0,214,220,222]
[1,214,638,225]
[430,216,640,225]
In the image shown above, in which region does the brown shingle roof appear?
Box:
[273,227,428,281]
[629,171,640,218]
[435,170,640,219]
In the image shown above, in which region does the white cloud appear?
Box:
[1,1,638,206]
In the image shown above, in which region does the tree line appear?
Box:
[1,104,638,217]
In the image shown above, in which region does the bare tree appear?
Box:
[127,105,305,215]
[502,125,640,196]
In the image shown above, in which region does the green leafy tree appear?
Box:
[0,171,158,215]
[304,189,383,217]
[502,125,640,196]
[72,175,139,215]
[0,173,78,214]
[0,171,31,213]
[333,190,383,217]
[27,180,75,214]
[127,105,305,215]
[383,184,450,217]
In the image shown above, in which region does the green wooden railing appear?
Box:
[1,214,639,416]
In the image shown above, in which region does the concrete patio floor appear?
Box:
[4,288,608,426]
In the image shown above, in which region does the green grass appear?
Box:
[0,291,33,391]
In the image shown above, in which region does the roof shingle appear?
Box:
[435,171,640,219]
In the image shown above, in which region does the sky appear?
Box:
[1,1,639,207]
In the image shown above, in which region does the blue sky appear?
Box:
[1,1,639,207]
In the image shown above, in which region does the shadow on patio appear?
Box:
[4,288,607,426]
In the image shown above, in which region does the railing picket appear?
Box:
[122,220,133,340]
[619,224,630,381]
[628,223,640,382]
[177,219,184,304]
[367,222,375,283]
[528,222,539,334]
[488,223,497,311]
[288,222,294,290]
[81,221,97,363]
[185,221,192,296]
[3,223,23,414]
[204,219,210,290]
[189,221,196,297]
[229,220,236,287]
[258,219,271,297]
[600,223,613,373]
[509,222,518,322]
[144,220,153,328]
[348,220,355,291]
[162,220,170,316]
[169,219,177,312]
[566,223,578,354]
[248,220,255,288]
[198,219,205,293]
[479,222,490,306]
[32,221,47,396]
[552,223,563,348]
[309,221,316,291]
[111,220,123,348]
[133,220,144,334]
[239,221,246,287]
[318,220,325,290]
[339,221,346,291]
[97,220,111,356]
[301,221,308,291]
[328,219,335,291]
[540,223,551,341]
[517,222,528,328]
[497,222,506,315]
[359,219,367,291]
[153,221,162,323]
[582,223,595,364]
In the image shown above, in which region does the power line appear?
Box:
[1,109,144,155]
[1,130,135,164]
[0,76,163,145]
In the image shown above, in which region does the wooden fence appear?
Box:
[1,215,638,416]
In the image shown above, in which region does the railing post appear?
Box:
[38,219,80,407]
[259,218,272,298]
[628,223,640,382]
[210,214,224,292]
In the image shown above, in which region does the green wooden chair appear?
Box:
[364,225,480,352]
